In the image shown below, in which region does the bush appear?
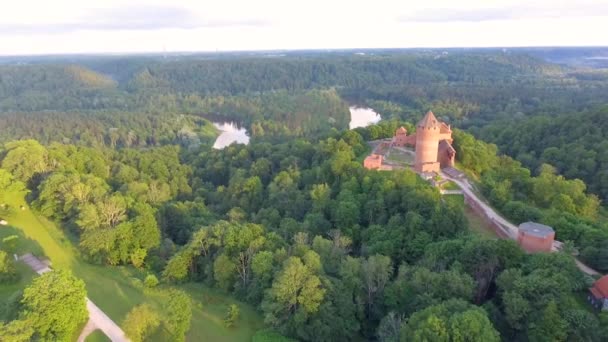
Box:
[144,274,159,288]
[0,250,18,284]
[223,304,240,328]
[2,235,19,254]
[122,304,160,342]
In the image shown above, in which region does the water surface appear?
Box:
[212,122,250,149]
[349,107,381,129]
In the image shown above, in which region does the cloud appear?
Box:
[0,5,270,34]
[398,3,608,23]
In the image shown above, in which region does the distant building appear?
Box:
[589,275,608,310]
[389,111,455,173]
[517,222,555,253]
[363,154,383,170]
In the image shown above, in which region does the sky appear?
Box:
[1,0,607,55]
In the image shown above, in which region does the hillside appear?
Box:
[473,106,608,202]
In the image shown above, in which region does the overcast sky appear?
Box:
[1,0,607,55]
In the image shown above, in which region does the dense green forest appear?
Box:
[472,106,608,202]
[2,123,607,341]
[2,52,608,132]
[1,50,608,341]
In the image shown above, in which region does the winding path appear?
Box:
[440,172,600,276]
[18,254,129,342]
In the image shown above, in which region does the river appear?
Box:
[211,107,379,148]
[349,106,381,129]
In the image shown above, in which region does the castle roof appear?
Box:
[396,126,407,134]
[417,111,439,129]
[591,275,608,299]
[518,222,554,238]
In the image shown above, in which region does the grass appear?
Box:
[385,147,415,165]
[463,206,499,239]
[85,330,111,342]
[442,181,460,191]
[0,190,263,341]
[180,284,264,342]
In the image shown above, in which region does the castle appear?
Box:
[364,111,455,173]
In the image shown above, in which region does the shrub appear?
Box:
[223,304,240,328]
[144,274,159,288]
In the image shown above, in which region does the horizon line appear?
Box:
[1,45,607,58]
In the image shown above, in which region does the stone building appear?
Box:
[517,222,555,253]
[390,111,455,173]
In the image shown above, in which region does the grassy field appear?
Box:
[0,190,263,341]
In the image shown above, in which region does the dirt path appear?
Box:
[19,254,129,342]
[440,172,600,276]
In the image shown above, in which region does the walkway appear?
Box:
[18,254,129,342]
[440,172,600,276]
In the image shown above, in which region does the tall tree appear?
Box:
[19,270,88,341]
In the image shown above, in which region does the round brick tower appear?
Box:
[414,111,441,172]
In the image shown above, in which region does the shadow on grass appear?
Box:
[0,225,46,258]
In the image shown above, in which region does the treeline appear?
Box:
[125,53,555,95]
[454,130,608,271]
[0,111,217,148]
[472,106,608,202]
[4,52,608,132]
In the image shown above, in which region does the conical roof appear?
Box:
[417,111,438,129]
[396,126,407,134]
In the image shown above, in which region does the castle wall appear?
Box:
[517,231,554,253]
[364,154,383,170]
[438,140,456,168]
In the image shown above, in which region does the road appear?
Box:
[440,172,600,276]
[19,254,129,342]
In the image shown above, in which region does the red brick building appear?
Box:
[589,275,608,310]
[517,222,555,253]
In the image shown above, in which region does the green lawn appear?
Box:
[85,330,111,342]
[0,190,263,341]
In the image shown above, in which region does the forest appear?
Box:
[1,49,608,341]
[472,106,608,202]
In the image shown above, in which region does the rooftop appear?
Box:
[518,222,554,238]
[591,275,608,299]
[417,111,439,129]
